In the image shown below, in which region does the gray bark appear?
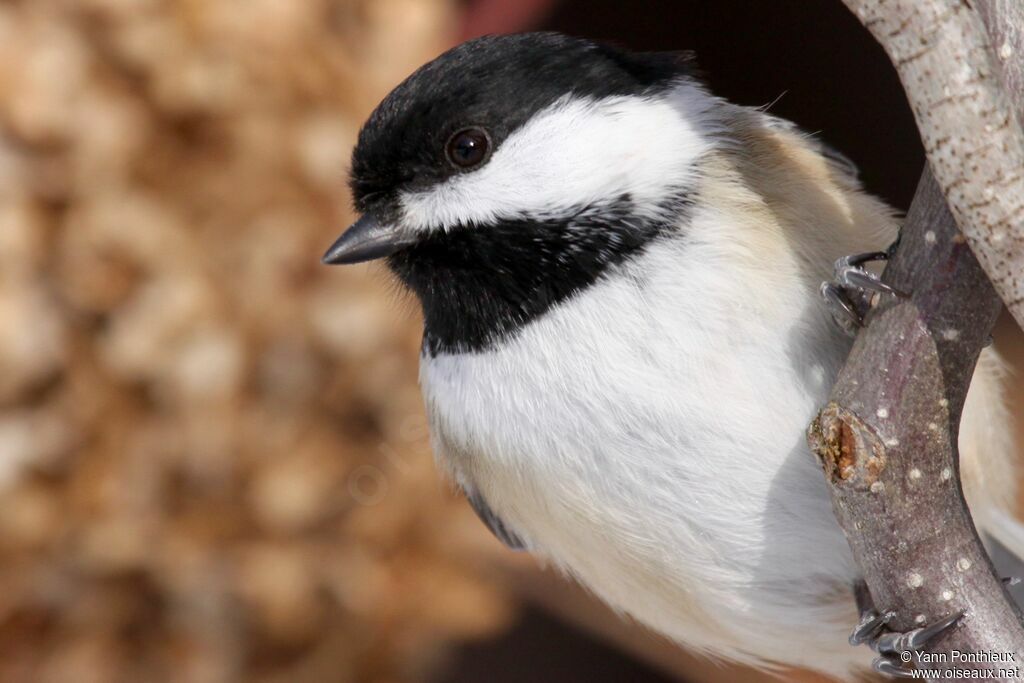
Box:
[841,0,1024,330]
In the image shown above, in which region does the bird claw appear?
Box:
[821,249,905,336]
[873,611,964,655]
[873,658,918,678]
[850,607,964,679]
[835,253,901,297]
[821,281,862,337]
[850,608,894,646]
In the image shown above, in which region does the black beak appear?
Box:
[321,214,418,265]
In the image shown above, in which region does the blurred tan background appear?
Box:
[0,1,1020,682]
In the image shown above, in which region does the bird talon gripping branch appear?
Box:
[866,611,965,678]
[821,249,907,336]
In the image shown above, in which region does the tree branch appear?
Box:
[975,1,1024,107]
[804,1,1024,678]
[841,0,1024,331]
[808,168,1024,678]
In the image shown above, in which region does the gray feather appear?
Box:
[464,488,526,551]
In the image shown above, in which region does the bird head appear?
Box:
[324,32,714,353]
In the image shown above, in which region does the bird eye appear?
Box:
[445,128,491,169]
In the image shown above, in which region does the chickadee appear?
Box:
[324,33,1019,679]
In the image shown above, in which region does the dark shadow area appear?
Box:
[434,607,684,683]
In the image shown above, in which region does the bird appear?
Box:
[322,32,1020,679]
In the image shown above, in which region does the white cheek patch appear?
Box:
[399,80,718,231]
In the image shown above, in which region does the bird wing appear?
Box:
[759,110,862,180]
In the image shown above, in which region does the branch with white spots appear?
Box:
[807,1,1024,677]
[809,170,1024,678]
[842,0,1024,330]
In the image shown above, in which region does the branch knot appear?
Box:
[808,403,886,487]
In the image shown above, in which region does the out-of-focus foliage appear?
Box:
[0,1,512,681]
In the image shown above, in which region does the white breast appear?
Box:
[420,206,872,673]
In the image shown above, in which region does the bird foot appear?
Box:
[850,607,964,678]
[821,249,905,336]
